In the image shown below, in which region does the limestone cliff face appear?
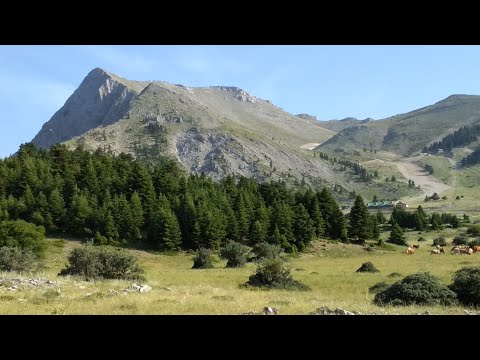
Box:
[31,68,145,149]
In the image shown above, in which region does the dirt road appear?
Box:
[395,157,451,201]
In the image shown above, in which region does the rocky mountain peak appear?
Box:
[31,68,143,149]
[211,86,259,103]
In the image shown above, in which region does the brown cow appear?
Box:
[406,247,416,255]
[472,246,480,253]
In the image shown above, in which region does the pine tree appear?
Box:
[376,211,386,224]
[130,192,144,241]
[114,195,135,242]
[293,203,315,250]
[178,193,197,249]
[271,200,293,243]
[371,215,380,241]
[22,184,35,222]
[235,194,250,241]
[387,223,407,245]
[348,195,372,243]
[68,193,92,236]
[49,189,65,233]
[311,200,325,238]
[250,220,267,245]
[224,202,239,241]
[318,188,348,242]
[450,215,460,228]
[148,203,182,251]
[102,209,119,242]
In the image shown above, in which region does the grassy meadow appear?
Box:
[1,229,480,315]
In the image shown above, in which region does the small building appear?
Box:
[366,201,395,210]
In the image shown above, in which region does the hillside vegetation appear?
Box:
[319,95,480,156]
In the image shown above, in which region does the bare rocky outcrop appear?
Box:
[31,68,147,149]
[0,277,64,291]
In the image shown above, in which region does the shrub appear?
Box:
[356,262,379,273]
[220,240,250,268]
[466,225,480,237]
[417,237,427,242]
[369,281,390,294]
[432,237,447,246]
[192,248,214,269]
[449,267,480,306]
[373,272,457,306]
[0,246,38,273]
[252,242,283,261]
[468,238,480,247]
[243,257,309,291]
[452,235,469,245]
[58,245,145,281]
[0,220,46,257]
[387,272,403,278]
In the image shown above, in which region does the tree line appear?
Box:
[0,143,352,253]
[423,124,480,154]
[316,151,377,182]
[461,146,480,167]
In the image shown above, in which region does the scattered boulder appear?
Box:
[310,306,361,315]
[0,277,63,291]
[125,283,152,293]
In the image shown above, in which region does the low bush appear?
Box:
[369,281,389,294]
[192,248,214,269]
[449,267,480,306]
[252,242,283,261]
[452,235,469,245]
[374,272,457,306]
[0,246,38,273]
[0,220,46,257]
[58,245,145,281]
[466,225,480,237]
[220,240,251,268]
[356,262,379,273]
[243,257,309,291]
[432,237,447,246]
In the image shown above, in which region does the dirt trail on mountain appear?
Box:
[395,157,452,201]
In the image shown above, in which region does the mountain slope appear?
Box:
[318,95,480,156]
[317,117,374,133]
[32,68,337,186]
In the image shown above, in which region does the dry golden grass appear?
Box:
[1,235,479,315]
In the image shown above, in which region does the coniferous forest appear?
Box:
[0,143,350,253]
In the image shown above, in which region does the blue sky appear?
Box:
[2,45,480,158]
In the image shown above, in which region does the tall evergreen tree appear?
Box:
[130,192,144,241]
[387,223,407,245]
[49,189,65,233]
[348,195,372,243]
[148,203,182,251]
[318,188,348,242]
[293,203,315,251]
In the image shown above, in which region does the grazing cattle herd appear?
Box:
[406,243,480,255]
